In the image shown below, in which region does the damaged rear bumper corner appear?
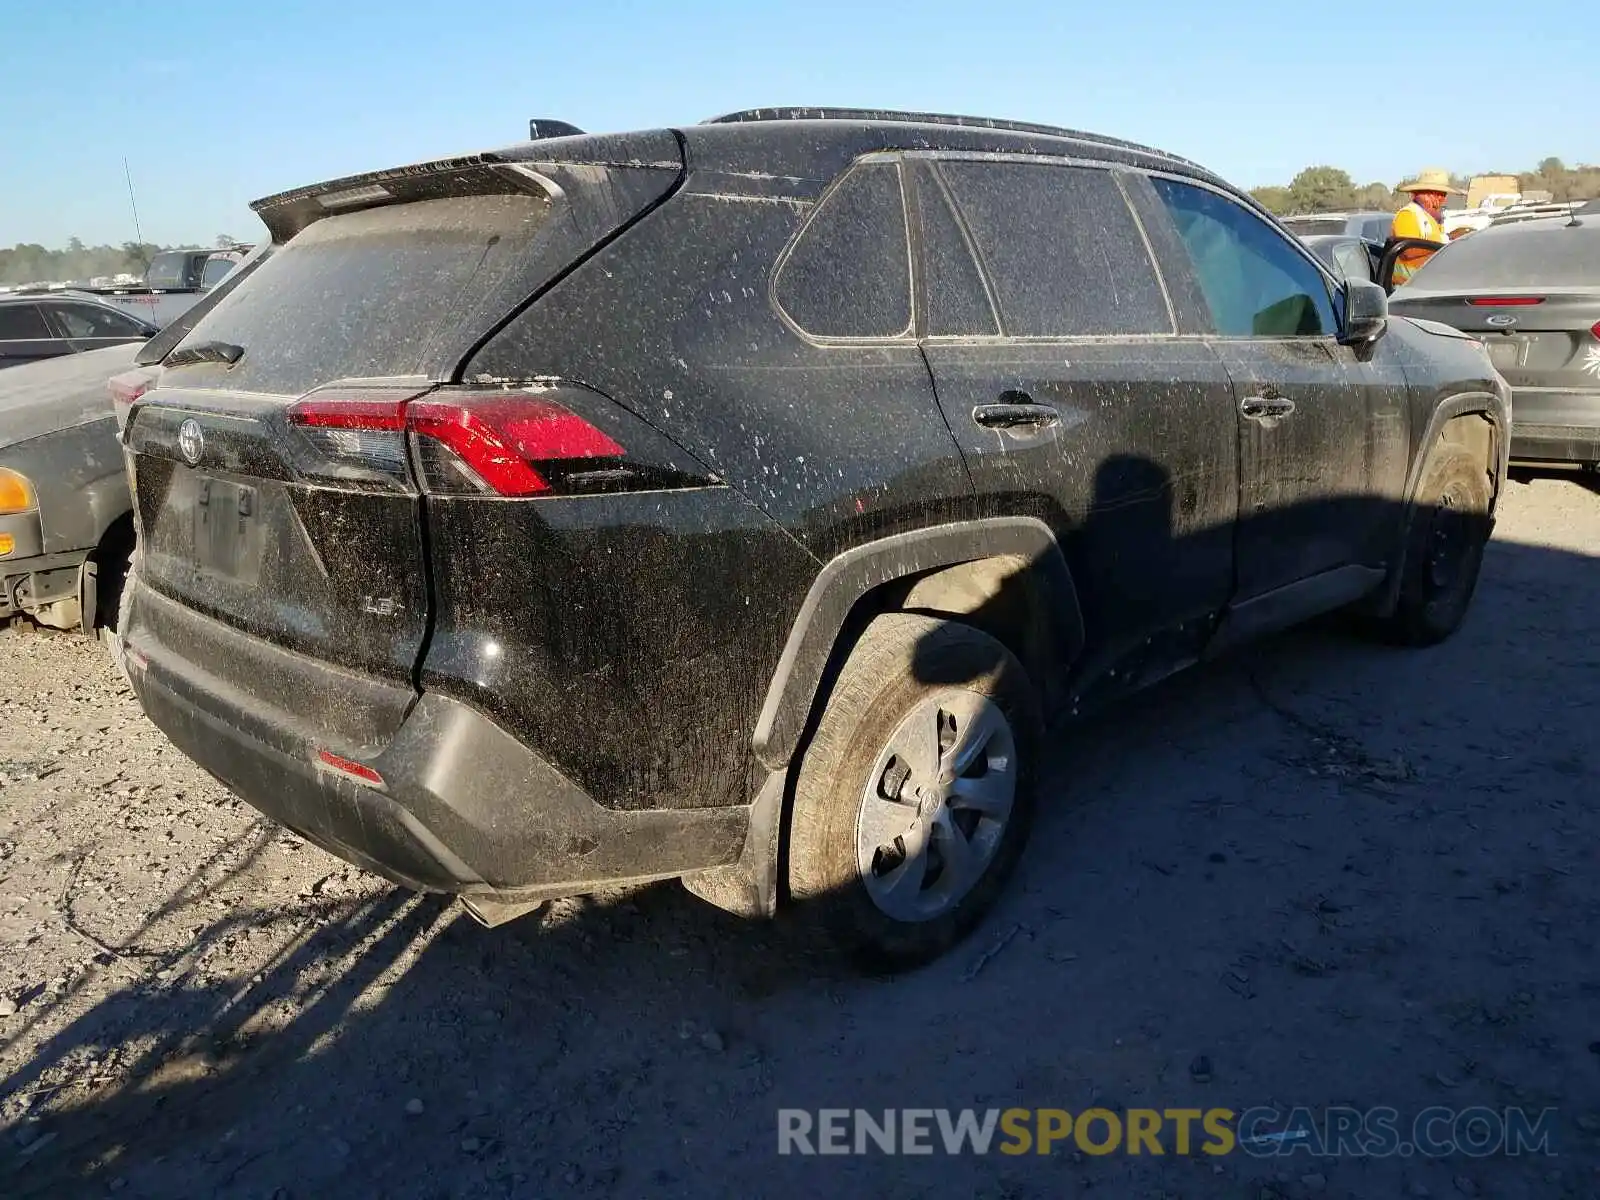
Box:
[123,581,756,903]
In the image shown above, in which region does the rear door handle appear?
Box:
[972,401,1060,431]
[1240,396,1296,420]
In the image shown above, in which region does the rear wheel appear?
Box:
[1375,447,1493,646]
[787,613,1042,970]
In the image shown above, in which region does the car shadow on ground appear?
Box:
[3,486,1599,1199]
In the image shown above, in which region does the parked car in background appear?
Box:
[118,108,1508,967]
[1,344,149,638]
[1389,201,1600,466]
[65,246,254,330]
[1281,211,1393,242]
[0,294,157,369]
[1302,233,1382,287]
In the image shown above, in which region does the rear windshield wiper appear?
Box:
[165,340,245,367]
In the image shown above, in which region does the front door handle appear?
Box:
[1240,395,1296,420]
[972,402,1059,431]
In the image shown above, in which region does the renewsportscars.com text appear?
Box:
[777,1106,1556,1158]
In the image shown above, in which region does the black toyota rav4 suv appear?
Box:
[119,109,1509,967]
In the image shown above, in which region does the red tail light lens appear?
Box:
[109,368,159,434]
[285,387,627,496]
[1591,320,1600,340]
[1466,297,1545,306]
[408,394,624,496]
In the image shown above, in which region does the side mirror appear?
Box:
[1340,279,1388,346]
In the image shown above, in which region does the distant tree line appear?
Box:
[1250,158,1600,215]
[0,233,240,287]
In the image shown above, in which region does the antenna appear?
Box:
[123,157,144,246]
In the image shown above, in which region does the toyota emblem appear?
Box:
[178,418,205,466]
[1484,314,1518,327]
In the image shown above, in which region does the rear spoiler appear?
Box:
[250,131,682,244]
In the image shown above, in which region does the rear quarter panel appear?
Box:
[454,172,977,812]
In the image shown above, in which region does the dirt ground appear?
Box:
[2,472,1598,1199]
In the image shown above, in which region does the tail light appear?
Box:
[1591,320,1600,340]
[109,367,160,436]
[285,384,680,497]
[1466,297,1544,306]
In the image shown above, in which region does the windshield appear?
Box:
[1410,221,1600,290]
[200,257,237,289]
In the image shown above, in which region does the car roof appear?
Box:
[253,108,1258,234]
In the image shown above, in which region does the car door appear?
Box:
[909,155,1240,703]
[44,301,154,353]
[0,302,68,368]
[1144,176,1406,606]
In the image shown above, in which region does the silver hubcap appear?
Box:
[855,691,1018,923]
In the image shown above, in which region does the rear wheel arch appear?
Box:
[752,517,1083,773]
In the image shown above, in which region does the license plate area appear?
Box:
[1486,337,1523,370]
[193,477,264,585]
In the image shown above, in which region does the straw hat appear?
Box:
[1398,168,1465,195]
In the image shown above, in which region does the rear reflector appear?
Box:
[315,749,385,786]
[286,386,626,497]
[1466,297,1545,306]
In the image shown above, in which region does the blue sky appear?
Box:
[3,0,1594,247]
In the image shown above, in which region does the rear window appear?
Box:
[200,256,237,289]
[146,252,192,290]
[1411,223,1600,290]
[1281,217,1347,238]
[173,194,552,395]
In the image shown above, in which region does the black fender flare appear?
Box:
[1374,391,1508,615]
[751,516,1084,771]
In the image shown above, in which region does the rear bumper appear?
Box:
[1509,387,1600,464]
[123,578,751,899]
[1510,423,1600,465]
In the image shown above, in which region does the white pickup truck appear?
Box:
[75,247,248,329]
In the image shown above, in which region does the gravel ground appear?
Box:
[2,473,1598,1199]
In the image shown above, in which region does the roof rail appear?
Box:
[702,107,1202,169]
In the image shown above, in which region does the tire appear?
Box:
[787,612,1043,970]
[1375,446,1493,646]
[102,545,137,686]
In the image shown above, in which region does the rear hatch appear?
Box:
[125,139,684,705]
[1394,220,1600,395]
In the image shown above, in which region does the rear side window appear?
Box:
[1410,223,1600,290]
[175,193,552,395]
[775,161,912,339]
[913,168,1000,337]
[935,161,1173,337]
[1152,178,1337,338]
[52,303,149,338]
[146,252,192,290]
[1361,216,1391,242]
[0,304,50,340]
